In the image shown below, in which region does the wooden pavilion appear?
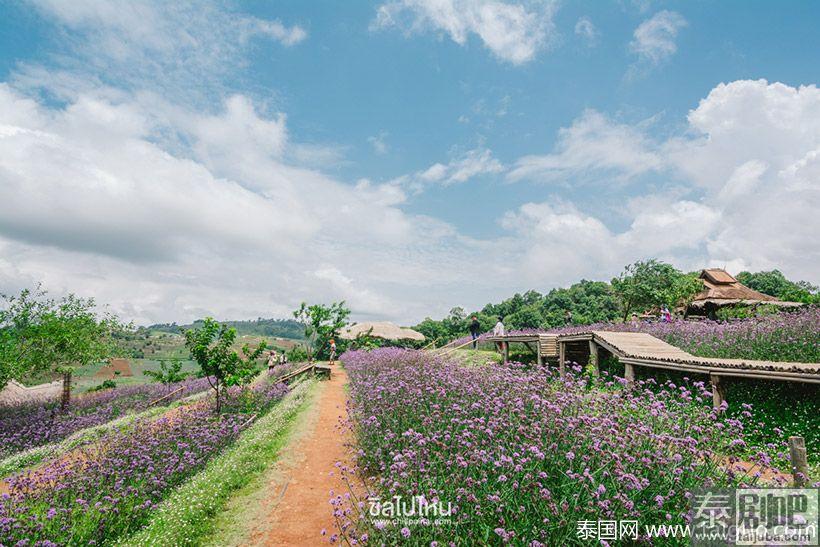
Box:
[685,268,803,318]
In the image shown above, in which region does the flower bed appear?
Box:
[336,348,777,545]
[555,307,820,363]
[0,380,288,545]
[0,378,212,459]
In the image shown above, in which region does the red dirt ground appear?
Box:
[94,358,133,379]
[253,366,355,546]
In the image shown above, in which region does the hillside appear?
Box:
[147,317,304,340]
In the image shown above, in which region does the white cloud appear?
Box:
[0,83,476,323]
[391,148,504,193]
[368,132,389,154]
[574,16,598,46]
[507,79,820,283]
[23,0,306,100]
[507,109,663,182]
[629,10,687,65]
[372,0,558,65]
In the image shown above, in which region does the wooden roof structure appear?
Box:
[688,268,802,310]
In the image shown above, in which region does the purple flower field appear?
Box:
[335,348,782,545]
[0,379,288,545]
[0,378,213,459]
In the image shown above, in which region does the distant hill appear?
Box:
[148,318,304,340]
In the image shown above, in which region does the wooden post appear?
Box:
[788,436,810,487]
[588,341,599,377]
[624,363,635,386]
[537,350,544,367]
[558,342,566,376]
[711,374,726,410]
[502,342,509,364]
[60,371,72,412]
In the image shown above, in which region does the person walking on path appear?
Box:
[493,316,506,353]
[469,315,481,349]
[328,339,337,365]
[565,309,573,326]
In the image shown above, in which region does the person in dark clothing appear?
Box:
[469,316,481,349]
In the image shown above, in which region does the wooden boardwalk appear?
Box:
[484,333,558,365]
[487,329,819,407]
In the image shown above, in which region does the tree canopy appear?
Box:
[411,259,814,345]
[736,270,819,304]
[610,260,702,320]
[292,301,350,360]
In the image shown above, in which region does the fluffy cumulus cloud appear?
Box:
[372,0,558,64]
[629,10,687,65]
[0,80,520,324]
[505,79,820,283]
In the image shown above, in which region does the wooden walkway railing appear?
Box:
[485,330,819,408]
[270,363,332,384]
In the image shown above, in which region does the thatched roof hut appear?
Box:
[339,321,425,341]
[687,268,803,317]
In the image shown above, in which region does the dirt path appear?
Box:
[248,366,353,546]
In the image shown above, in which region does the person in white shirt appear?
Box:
[493,317,506,353]
[493,318,505,336]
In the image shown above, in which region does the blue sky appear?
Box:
[0,1,818,325]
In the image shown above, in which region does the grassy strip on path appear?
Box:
[0,389,212,479]
[117,378,317,546]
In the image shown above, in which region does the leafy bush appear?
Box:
[87,379,117,392]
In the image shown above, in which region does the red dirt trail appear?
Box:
[254,366,353,546]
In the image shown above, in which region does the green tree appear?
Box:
[1,288,125,409]
[611,260,701,320]
[506,304,544,329]
[40,294,125,409]
[736,270,819,303]
[184,317,266,413]
[144,359,188,391]
[0,288,51,391]
[292,301,350,361]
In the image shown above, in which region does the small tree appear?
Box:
[184,318,265,413]
[293,301,350,361]
[611,260,702,321]
[144,359,188,391]
[0,288,51,391]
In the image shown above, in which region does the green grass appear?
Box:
[117,379,316,546]
[451,348,502,367]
